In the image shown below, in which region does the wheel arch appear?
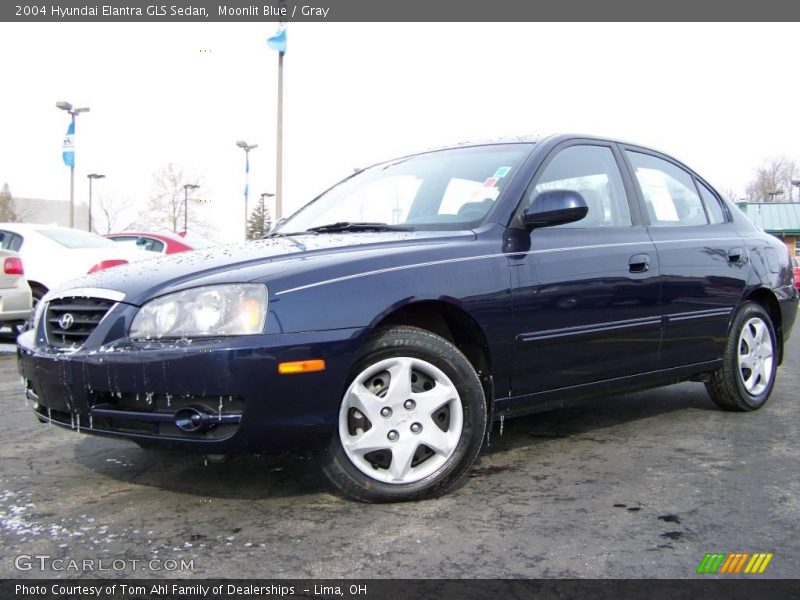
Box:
[742,287,783,365]
[368,300,495,421]
[27,280,48,300]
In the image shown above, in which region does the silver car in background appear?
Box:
[0,248,31,332]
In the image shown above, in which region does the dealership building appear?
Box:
[737,202,800,257]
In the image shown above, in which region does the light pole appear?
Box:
[276,47,284,221]
[791,180,800,202]
[236,140,257,240]
[260,192,275,236]
[86,173,105,232]
[182,183,199,232]
[267,21,286,221]
[56,101,90,228]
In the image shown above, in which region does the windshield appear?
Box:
[276,144,533,234]
[39,228,116,249]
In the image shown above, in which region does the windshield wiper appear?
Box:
[305,222,413,233]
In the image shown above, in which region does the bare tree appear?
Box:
[0,183,18,222]
[142,163,187,231]
[94,194,135,234]
[745,157,799,202]
[140,163,212,233]
[720,186,742,204]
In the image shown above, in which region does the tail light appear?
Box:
[3,257,24,275]
[87,259,128,274]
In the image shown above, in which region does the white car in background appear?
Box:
[0,249,32,332]
[0,223,150,304]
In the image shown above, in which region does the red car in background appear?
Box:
[792,256,800,290]
[105,231,213,255]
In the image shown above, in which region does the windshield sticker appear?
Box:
[494,166,512,178]
[482,177,499,188]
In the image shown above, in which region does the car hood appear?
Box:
[67,230,476,305]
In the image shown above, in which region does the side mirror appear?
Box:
[523,190,588,229]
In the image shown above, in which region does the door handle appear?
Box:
[629,253,650,273]
[728,247,744,263]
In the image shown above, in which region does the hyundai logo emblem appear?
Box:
[58,313,75,330]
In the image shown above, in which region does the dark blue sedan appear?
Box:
[17,135,798,502]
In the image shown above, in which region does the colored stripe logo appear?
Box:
[697,552,773,574]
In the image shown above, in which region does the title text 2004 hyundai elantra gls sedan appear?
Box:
[17,135,798,502]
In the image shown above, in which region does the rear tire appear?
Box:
[706,302,777,412]
[323,326,486,502]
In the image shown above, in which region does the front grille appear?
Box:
[45,296,115,349]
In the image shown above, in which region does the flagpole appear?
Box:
[56,101,89,229]
[69,115,75,228]
[266,23,286,219]
[276,49,284,220]
[245,150,250,238]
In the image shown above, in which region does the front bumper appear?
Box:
[17,326,367,453]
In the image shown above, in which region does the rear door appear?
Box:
[622,148,749,368]
[509,141,662,395]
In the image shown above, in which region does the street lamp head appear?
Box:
[236,140,248,148]
[237,140,257,151]
[260,192,275,199]
[57,102,90,116]
[87,173,105,180]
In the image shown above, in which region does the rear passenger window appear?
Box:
[138,238,165,253]
[697,181,727,224]
[525,145,632,227]
[627,151,708,227]
[0,230,23,251]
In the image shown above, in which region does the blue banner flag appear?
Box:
[62,121,75,167]
[267,27,287,53]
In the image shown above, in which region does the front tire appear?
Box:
[323,326,486,502]
[706,302,777,411]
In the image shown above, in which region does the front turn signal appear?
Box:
[278,359,326,375]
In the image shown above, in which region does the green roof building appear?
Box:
[737,202,800,257]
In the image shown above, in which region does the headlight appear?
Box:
[130,284,268,339]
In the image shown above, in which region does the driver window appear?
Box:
[523,145,632,227]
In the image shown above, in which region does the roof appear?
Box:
[107,231,186,242]
[737,202,800,235]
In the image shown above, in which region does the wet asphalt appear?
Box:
[1,329,798,579]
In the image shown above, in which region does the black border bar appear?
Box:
[4,0,800,22]
[3,579,800,600]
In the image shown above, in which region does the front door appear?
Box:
[510,143,662,396]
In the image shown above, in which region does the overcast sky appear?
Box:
[1,22,798,241]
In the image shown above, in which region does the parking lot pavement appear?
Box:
[1,329,798,580]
